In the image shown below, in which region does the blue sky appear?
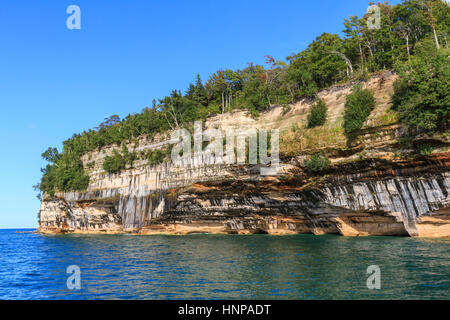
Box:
[0,0,401,228]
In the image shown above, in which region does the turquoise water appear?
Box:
[0,229,448,299]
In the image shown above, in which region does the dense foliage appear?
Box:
[35,147,89,197]
[103,145,138,174]
[307,98,328,128]
[146,149,169,165]
[36,0,450,197]
[103,150,127,174]
[304,155,332,172]
[393,40,449,134]
[343,86,376,136]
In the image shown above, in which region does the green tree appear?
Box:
[41,147,61,164]
[343,86,375,136]
[307,98,328,128]
[103,150,126,174]
[186,74,208,106]
[392,40,449,133]
[305,33,348,87]
[147,149,167,165]
[235,63,268,114]
[304,155,331,172]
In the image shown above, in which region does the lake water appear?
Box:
[0,229,448,299]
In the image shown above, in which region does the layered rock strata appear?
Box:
[38,153,450,238]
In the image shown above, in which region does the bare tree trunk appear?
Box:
[164,102,179,129]
[221,92,225,113]
[329,51,353,76]
[359,43,365,72]
[171,105,179,127]
[288,86,294,104]
[427,4,440,50]
[164,112,175,130]
[406,34,410,59]
[266,92,272,108]
[433,27,441,50]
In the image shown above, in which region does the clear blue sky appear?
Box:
[0,0,401,228]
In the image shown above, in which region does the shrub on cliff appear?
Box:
[418,144,435,156]
[103,150,126,174]
[121,144,137,166]
[35,148,89,198]
[147,149,168,165]
[304,154,331,172]
[343,86,375,137]
[59,161,90,192]
[307,98,328,128]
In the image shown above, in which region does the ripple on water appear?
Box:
[0,230,448,299]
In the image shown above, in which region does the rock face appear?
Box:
[37,72,450,237]
[39,198,123,234]
[37,152,450,237]
[139,154,450,237]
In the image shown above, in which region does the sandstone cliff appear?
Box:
[37,72,450,237]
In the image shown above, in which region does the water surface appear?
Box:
[0,229,448,299]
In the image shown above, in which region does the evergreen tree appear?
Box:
[307,98,328,128]
[343,86,376,137]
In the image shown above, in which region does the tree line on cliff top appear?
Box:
[36,0,450,197]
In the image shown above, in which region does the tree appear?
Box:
[393,0,431,58]
[343,86,376,137]
[95,115,121,130]
[234,63,268,114]
[160,90,200,129]
[304,155,331,172]
[41,147,61,164]
[186,74,208,106]
[343,15,367,72]
[430,0,450,48]
[263,55,289,107]
[307,98,328,128]
[392,40,449,133]
[305,33,348,87]
[206,70,241,113]
[285,53,318,101]
[103,150,126,174]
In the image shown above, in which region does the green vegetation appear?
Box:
[418,144,435,156]
[307,98,328,128]
[102,145,169,174]
[343,86,376,137]
[393,40,449,134]
[147,148,170,165]
[304,155,331,172]
[36,0,450,198]
[103,150,127,174]
[35,147,89,197]
[102,144,139,174]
